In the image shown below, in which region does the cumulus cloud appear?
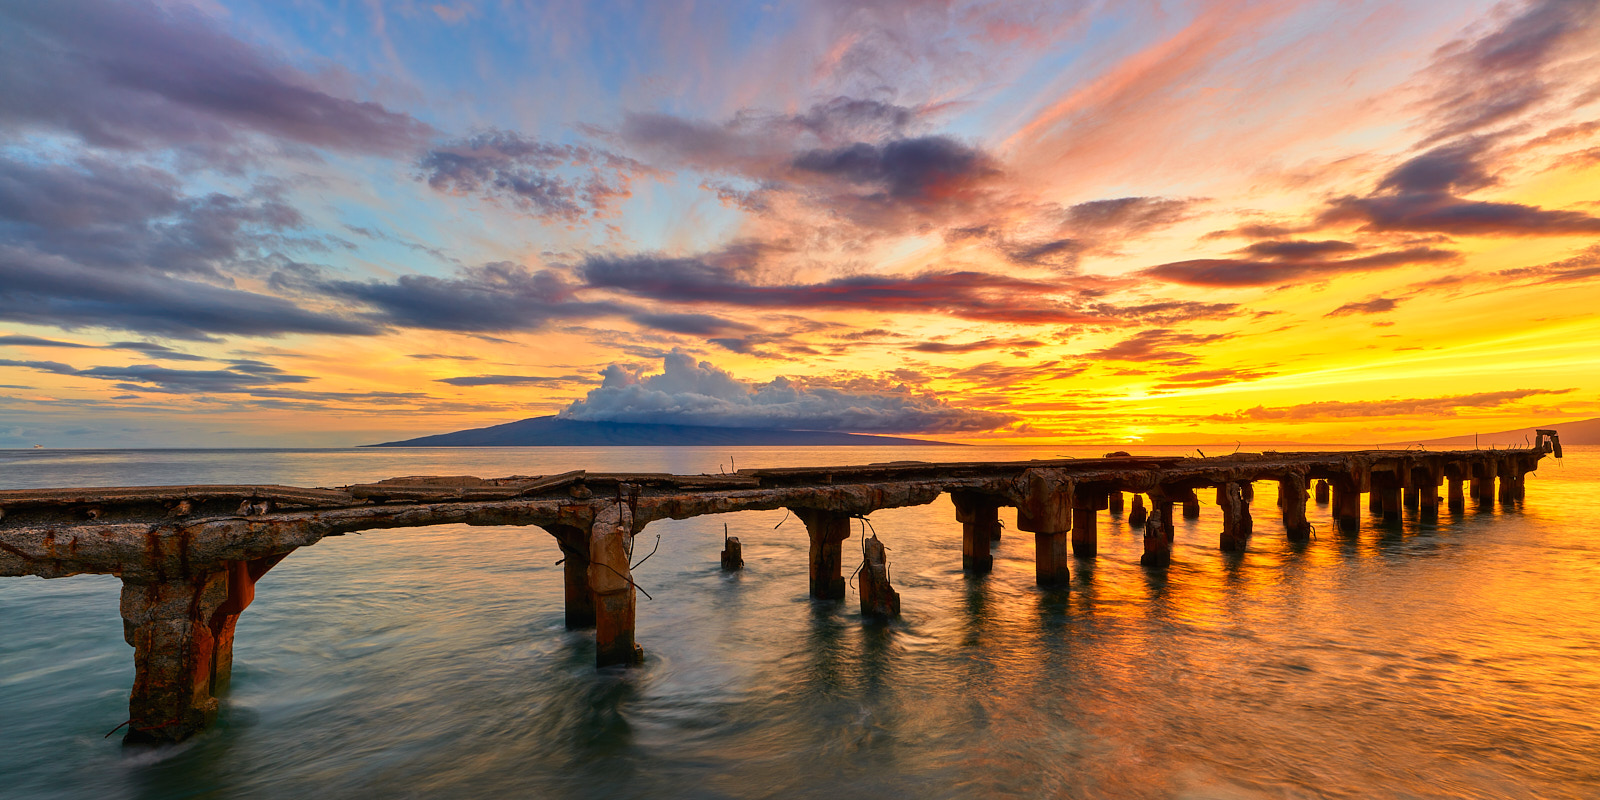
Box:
[560,350,1012,433]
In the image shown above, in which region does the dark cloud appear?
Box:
[1142,247,1458,287]
[418,131,653,221]
[0,358,77,375]
[907,338,1046,354]
[1311,138,1600,237]
[435,374,592,387]
[0,335,95,349]
[618,98,925,172]
[1150,367,1274,390]
[791,135,999,204]
[1326,297,1401,316]
[1001,237,1083,267]
[618,102,1002,230]
[1495,243,1600,284]
[562,350,1011,433]
[0,155,375,339]
[0,357,311,394]
[1377,139,1497,195]
[1320,193,1600,236]
[1241,240,1360,261]
[1065,196,1197,236]
[0,157,310,281]
[1085,300,1241,325]
[327,261,622,333]
[1,244,380,340]
[0,0,431,155]
[1421,0,1600,142]
[579,252,1105,325]
[1209,389,1573,421]
[629,312,752,336]
[943,360,1088,388]
[0,336,212,362]
[1084,330,1228,364]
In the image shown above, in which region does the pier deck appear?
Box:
[0,436,1561,744]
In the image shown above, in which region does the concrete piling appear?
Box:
[951,491,999,573]
[795,508,852,600]
[1279,473,1311,542]
[859,535,900,619]
[1128,494,1148,526]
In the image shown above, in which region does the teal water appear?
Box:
[2,445,1598,799]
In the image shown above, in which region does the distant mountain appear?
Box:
[367,416,956,447]
[1389,417,1600,447]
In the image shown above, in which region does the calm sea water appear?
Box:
[2,445,1597,799]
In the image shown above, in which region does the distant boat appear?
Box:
[33,444,42,449]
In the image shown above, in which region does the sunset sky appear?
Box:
[2,0,1598,447]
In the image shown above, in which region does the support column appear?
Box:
[1128,494,1148,527]
[1418,467,1440,521]
[121,573,227,745]
[1240,481,1254,536]
[550,524,595,629]
[1473,463,1495,503]
[859,535,900,619]
[1218,482,1249,552]
[1279,473,1311,542]
[1447,471,1466,511]
[1314,480,1330,504]
[1379,479,1401,522]
[1369,487,1383,513]
[1140,492,1171,567]
[1181,489,1201,519]
[1497,459,1518,502]
[1071,488,1103,559]
[1332,474,1362,531]
[1015,469,1072,588]
[1152,492,1177,544]
[794,507,851,599]
[1403,487,1420,509]
[589,502,643,667]
[951,492,998,573]
[119,552,285,745]
[1108,491,1124,514]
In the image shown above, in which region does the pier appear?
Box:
[0,435,1561,745]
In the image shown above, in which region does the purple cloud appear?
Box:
[0,0,432,155]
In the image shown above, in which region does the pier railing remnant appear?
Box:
[0,436,1561,744]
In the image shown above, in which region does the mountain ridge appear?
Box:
[1385,417,1600,447]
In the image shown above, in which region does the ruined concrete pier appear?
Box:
[0,435,1559,744]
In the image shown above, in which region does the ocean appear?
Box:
[2,445,1597,799]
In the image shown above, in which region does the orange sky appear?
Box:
[1,0,1598,447]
